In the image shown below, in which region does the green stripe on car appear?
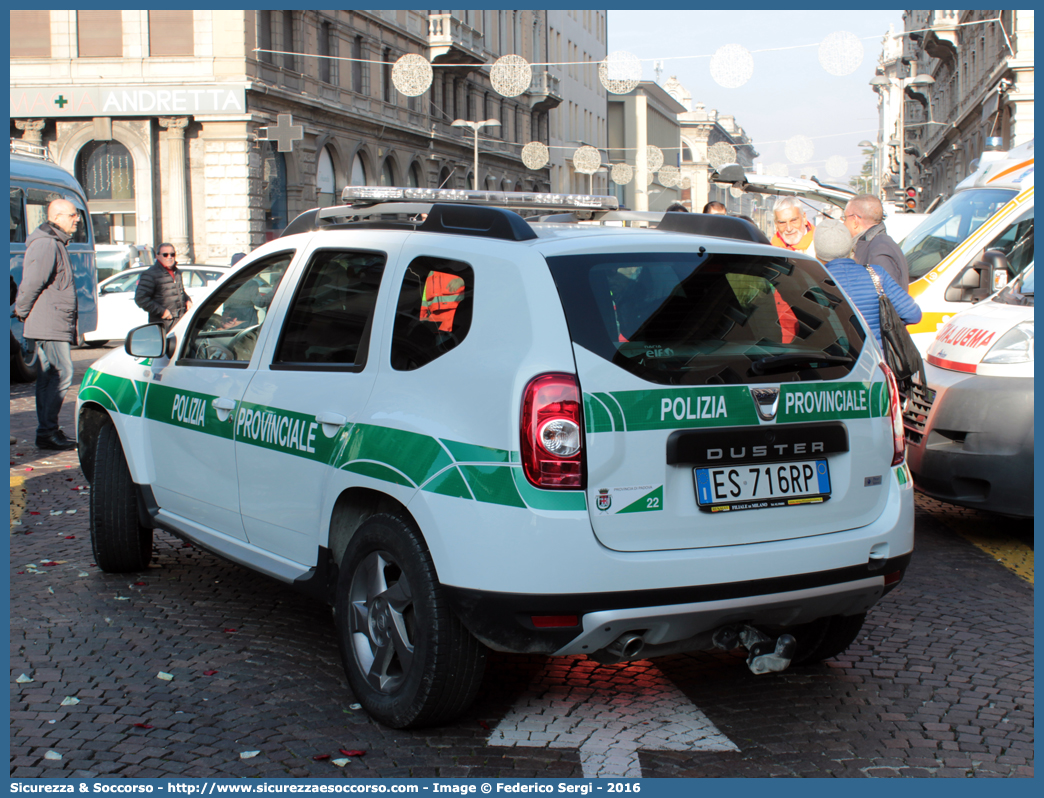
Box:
[79,368,148,417]
[82,372,585,512]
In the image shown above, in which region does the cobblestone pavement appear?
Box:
[9,346,1034,778]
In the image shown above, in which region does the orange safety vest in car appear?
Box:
[420,271,465,331]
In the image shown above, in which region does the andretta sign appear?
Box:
[11,84,246,117]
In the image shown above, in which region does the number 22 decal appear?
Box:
[647,497,660,509]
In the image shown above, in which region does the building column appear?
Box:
[159,117,191,261]
[14,119,46,145]
[634,95,649,211]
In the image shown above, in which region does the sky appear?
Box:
[607,9,906,188]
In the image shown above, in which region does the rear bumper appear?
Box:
[905,367,1033,517]
[445,552,911,655]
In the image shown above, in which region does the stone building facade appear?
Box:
[664,77,758,217]
[874,10,1034,205]
[545,10,608,194]
[10,10,603,264]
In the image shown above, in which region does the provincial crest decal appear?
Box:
[596,489,612,511]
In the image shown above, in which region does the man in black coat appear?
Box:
[135,243,192,333]
[844,194,911,291]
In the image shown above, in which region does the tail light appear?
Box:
[521,373,584,489]
[879,362,905,466]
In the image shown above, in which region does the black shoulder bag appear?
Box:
[864,266,926,398]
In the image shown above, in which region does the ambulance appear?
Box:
[904,263,1033,517]
[76,189,915,729]
[902,140,1034,352]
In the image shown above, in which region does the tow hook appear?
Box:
[712,624,797,675]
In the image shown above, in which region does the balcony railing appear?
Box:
[427,13,484,66]
[528,70,562,112]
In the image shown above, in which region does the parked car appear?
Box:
[904,263,1034,518]
[77,187,914,729]
[83,265,229,347]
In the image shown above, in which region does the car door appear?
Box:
[140,251,295,540]
[234,239,398,564]
[95,271,145,339]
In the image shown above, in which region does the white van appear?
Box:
[902,140,1034,352]
[904,263,1033,517]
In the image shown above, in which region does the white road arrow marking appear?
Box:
[487,657,738,778]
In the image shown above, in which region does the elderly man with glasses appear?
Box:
[14,199,82,450]
[844,194,910,291]
[135,243,193,334]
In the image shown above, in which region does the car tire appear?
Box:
[86,340,108,348]
[10,334,37,382]
[89,422,153,572]
[334,513,486,729]
[789,612,867,666]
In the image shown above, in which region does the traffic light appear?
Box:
[903,186,920,212]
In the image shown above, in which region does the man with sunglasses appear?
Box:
[844,194,910,291]
[135,243,193,333]
[14,199,81,451]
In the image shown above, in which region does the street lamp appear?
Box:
[870,72,935,191]
[857,139,880,197]
[451,118,500,191]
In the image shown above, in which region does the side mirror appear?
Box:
[944,266,987,303]
[959,269,982,288]
[125,324,166,359]
[982,248,1011,292]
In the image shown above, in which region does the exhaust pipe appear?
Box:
[591,632,646,663]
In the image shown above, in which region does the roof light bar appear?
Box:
[341,186,618,212]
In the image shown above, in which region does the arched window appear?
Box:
[316,146,336,207]
[261,141,287,240]
[380,159,395,187]
[438,166,453,190]
[76,140,135,245]
[407,163,423,188]
[350,153,367,185]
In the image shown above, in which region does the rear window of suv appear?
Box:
[546,251,865,386]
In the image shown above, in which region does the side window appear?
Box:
[10,187,25,244]
[25,188,90,245]
[988,211,1034,276]
[180,252,293,365]
[390,256,474,371]
[273,249,386,369]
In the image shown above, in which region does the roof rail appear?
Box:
[10,139,53,161]
[280,201,537,242]
[341,186,618,212]
[657,212,771,245]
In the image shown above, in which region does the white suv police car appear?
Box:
[77,188,914,729]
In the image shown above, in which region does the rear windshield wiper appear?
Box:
[750,352,854,375]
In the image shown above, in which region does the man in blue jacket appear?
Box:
[813,218,921,350]
[14,199,81,451]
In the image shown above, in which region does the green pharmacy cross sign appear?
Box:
[54,95,69,109]
[263,113,303,152]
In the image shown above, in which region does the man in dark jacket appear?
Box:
[14,199,81,450]
[134,243,192,333]
[844,194,910,291]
